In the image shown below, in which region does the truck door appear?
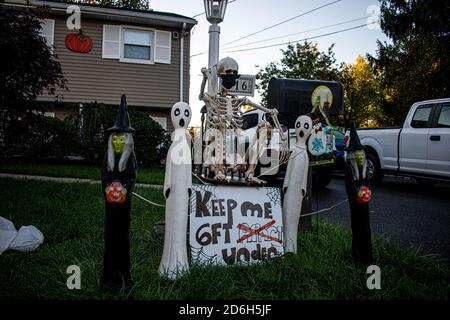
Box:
[427,102,450,177]
[399,104,432,174]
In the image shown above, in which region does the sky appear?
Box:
[149,0,389,126]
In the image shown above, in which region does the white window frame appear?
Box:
[120,25,155,65]
[150,116,167,130]
[39,19,55,48]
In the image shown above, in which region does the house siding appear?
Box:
[39,15,191,131]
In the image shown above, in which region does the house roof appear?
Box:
[3,0,198,30]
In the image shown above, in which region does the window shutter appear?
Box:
[154,30,171,64]
[102,25,121,59]
[40,19,54,47]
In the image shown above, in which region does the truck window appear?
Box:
[242,114,259,130]
[411,105,432,128]
[437,104,450,128]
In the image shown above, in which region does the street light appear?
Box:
[203,0,228,94]
[204,0,227,24]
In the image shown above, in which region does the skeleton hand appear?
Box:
[279,138,289,164]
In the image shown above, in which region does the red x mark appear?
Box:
[236,219,282,244]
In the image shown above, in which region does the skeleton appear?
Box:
[199,57,288,184]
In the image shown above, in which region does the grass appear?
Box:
[0,161,165,185]
[0,178,449,299]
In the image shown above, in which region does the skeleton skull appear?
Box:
[216,57,239,75]
[171,102,191,130]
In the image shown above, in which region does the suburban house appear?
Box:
[3,0,197,132]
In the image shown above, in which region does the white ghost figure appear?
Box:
[159,102,192,280]
[282,115,313,254]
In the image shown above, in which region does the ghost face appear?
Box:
[295,115,313,145]
[171,102,191,130]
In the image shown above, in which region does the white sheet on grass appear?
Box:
[0,216,44,255]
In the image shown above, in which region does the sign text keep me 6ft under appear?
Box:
[189,185,284,265]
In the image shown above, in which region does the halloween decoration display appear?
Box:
[199,57,288,184]
[344,122,373,265]
[65,29,93,53]
[159,102,192,280]
[282,115,313,253]
[101,95,137,288]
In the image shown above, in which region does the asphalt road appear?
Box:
[311,175,450,264]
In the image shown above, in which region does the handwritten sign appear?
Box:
[189,185,284,265]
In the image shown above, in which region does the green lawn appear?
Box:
[0,161,165,185]
[0,178,448,299]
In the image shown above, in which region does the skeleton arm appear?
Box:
[242,98,287,142]
[198,67,209,101]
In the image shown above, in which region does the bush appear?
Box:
[65,102,169,166]
[0,110,76,160]
[0,102,169,166]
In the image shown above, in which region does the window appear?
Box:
[102,25,171,64]
[39,19,54,47]
[151,116,167,130]
[122,28,153,62]
[411,105,432,128]
[437,104,450,128]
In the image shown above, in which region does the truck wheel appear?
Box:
[366,152,383,184]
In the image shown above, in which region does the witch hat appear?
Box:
[345,122,365,151]
[107,95,135,133]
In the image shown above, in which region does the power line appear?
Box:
[221,16,369,50]
[220,0,343,47]
[192,0,237,18]
[190,21,376,57]
[221,22,376,54]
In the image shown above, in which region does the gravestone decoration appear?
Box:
[282,115,313,253]
[344,122,373,265]
[159,102,192,280]
[101,95,138,288]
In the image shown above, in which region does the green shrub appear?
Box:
[65,102,169,166]
[1,110,76,159]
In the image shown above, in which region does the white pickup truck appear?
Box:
[357,98,450,184]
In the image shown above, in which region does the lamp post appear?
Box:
[203,0,228,94]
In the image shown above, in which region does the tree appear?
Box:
[370,0,450,124]
[0,5,66,114]
[256,41,340,104]
[339,55,388,127]
[70,0,150,10]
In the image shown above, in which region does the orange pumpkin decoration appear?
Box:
[356,186,371,204]
[106,181,127,204]
[65,30,93,53]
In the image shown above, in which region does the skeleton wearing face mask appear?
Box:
[199,57,288,184]
[101,95,137,289]
[159,102,192,280]
[344,122,373,265]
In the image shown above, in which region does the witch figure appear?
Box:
[101,95,138,288]
[344,122,373,265]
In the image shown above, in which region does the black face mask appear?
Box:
[220,73,240,89]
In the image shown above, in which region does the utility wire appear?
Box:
[192,0,237,18]
[221,16,369,50]
[220,0,343,47]
[221,22,376,54]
